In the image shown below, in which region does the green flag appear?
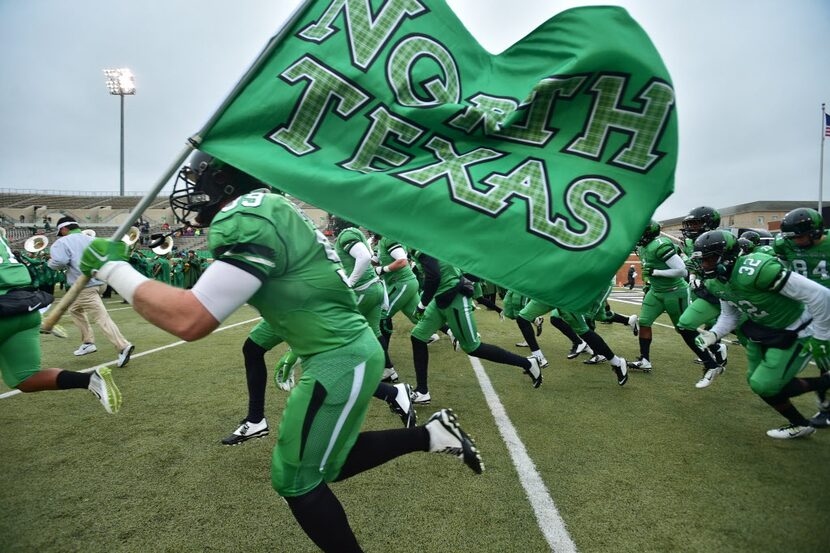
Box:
[199,0,677,311]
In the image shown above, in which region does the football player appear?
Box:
[694,230,830,439]
[407,250,543,403]
[774,207,830,426]
[80,152,483,552]
[0,229,120,413]
[630,220,723,387]
[738,230,775,256]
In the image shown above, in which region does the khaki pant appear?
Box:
[69,284,130,351]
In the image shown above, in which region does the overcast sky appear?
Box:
[1,0,827,219]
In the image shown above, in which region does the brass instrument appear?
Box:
[121,226,140,246]
[151,235,174,256]
[24,235,49,254]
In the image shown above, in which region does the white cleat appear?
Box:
[425,409,483,474]
[410,390,432,405]
[427,333,440,344]
[627,314,639,336]
[515,341,528,348]
[695,366,724,389]
[524,357,543,388]
[88,367,122,414]
[766,424,816,440]
[381,367,399,383]
[74,343,97,356]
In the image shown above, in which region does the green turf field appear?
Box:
[1,295,829,552]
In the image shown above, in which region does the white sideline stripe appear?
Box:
[0,317,262,400]
[468,356,577,553]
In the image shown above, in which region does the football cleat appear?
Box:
[566,341,588,359]
[117,344,135,368]
[425,409,484,474]
[222,418,269,445]
[611,358,628,386]
[524,357,543,388]
[515,341,529,348]
[427,333,440,345]
[74,343,97,356]
[695,366,724,389]
[534,353,549,369]
[534,317,544,336]
[627,357,652,372]
[389,383,417,428]
[627,314,639,336]
[410,390,432,405]
[498,311,505,321]
[766,424,816,440]
[714,342,728,367]
[584,354,607,365]
[88,367,122,414]
[693,357,704,365]
[809,411,830,428]
[381,367,399,383]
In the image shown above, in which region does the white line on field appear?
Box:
[467,356,577,553]
[0,317,262,400]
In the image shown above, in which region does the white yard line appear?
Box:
[0,317,261,400]
[468,356,578,553]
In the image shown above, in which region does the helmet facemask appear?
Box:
[693,230,739,281]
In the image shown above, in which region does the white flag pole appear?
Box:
[820,103,826,213]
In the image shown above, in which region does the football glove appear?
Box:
[414,302,426,321]
[807,337,830,371]
[641,266,653,280]
[80,239,128,277]
[695,329,719,350]
[274,350,299,392]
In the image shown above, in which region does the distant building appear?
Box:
[660,200,813,236]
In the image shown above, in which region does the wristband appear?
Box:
[95,261,149,304]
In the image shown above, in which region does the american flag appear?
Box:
[826,112,830,138]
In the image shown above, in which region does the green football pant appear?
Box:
[411,294,481,353]
[502,290,529,320]
[381,276,419,324]
[354,281,384,338]
[745,338,811,397]
[518,299,554,322]
[677,298,721,331]
[638,286,691,327]
[248,319,283,351]
[0,311,41,388]
[271,328,383,497]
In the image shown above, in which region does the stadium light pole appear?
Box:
[103,68,136,197]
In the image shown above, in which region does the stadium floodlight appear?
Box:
[103,68,136,196]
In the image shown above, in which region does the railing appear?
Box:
[0,187,164,197]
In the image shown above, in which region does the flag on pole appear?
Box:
[198,0,677,311]
[825,112,830,138]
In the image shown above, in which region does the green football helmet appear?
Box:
[780,208,823,246]
[737,230,761,254]
[692,230,739,281]
[637,220,661,246]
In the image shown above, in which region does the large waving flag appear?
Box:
[198,0,677,311]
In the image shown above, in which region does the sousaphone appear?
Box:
[24,235,49,254]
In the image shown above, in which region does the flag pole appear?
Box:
[42,0,316,332]
[820,103,826,213]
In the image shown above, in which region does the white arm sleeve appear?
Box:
[346,241,372,288]
[781,272,830,340]
[710,300,741,338]
[47,241,68,270]
[651,254,687,278]
[389,246,408,261]
[191,261,262,322]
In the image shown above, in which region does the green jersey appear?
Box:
[774,230,830,288]
[410,250,462,297]
[156,257,171,285]
[0,235,32,295]
[704,253,802,329]
[376,236,416,284]
[335,227,376,288]
[637,237,686,292]
[208,189,367,357]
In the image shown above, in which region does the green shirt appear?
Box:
[208,189,367,357]
[410,250,462,298]
[704,253,802,329]
[774,231,830,288]
[637,237,686,292]
[335,227,375,288]
[156,257,171,285]
[0,235,32,295]
[376,236,416,285]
